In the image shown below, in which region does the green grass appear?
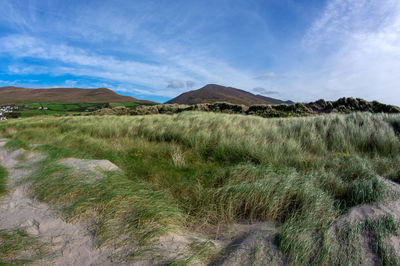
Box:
[20,103,41,108]
[329,214,400,265]
[8,102,139,118]
[29,159,185,253]
[18,110,46,117]
[0,166,6,196]
[44,110,67,115]
[0,229,47,264]
[0,112,399,264]
[364,215,400,265]
[109,102,139,108]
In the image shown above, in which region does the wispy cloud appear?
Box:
[167,80,185,89]
[0,33,267,97]
[288,0,400,105]
[253,87,279,95]
[255,72,278,80]
[0,34,191,89]
[186,81,195,90]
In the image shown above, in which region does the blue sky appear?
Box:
[0,0,399,104]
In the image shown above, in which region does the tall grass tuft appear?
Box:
[29,158,186,256]
[0,166,6,196]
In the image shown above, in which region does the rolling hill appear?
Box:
[0,86,155,105]
[166,84,293,105]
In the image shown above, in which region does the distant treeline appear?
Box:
[92,97,400,118]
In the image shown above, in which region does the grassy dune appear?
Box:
[1,112,400,264]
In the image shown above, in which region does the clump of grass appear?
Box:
[364,214,400,265]
[4,138,27,150]
[344,177,384,207]
[213,166,337,223]
[327,215,400,265]
[167,240,218,265]
[0,166,6,196]
[0,229,47,264]
[387,165,400,184]
[28,157,186,259]
[171,145,185,168]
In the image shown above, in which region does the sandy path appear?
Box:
[0,139,116,265]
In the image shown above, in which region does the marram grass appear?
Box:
[1,111,399,264]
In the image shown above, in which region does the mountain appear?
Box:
[253,94,294,105]
[166,84,292,105]
[0,86,155,105]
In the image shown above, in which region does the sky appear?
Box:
[0,0,399,104]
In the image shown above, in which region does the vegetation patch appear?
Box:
[28,157,186,259]
[0,229,47,265]
[4,102,141,118]
[93,97,400,118]
[329,215,400,265]
[0,166,6,196]
[0,112,399,264]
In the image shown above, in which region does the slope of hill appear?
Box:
[0,86,155,105]
[166,84,292,105]
[255,94,294,105]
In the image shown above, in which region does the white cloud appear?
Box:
[290,0,400,105]
[253,87,279,95]
[0,34,192,89]
[186,80,195,90]
[64,80,78,87]
[167,80,185,89]
[255,72,278,80]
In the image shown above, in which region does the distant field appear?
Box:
[109,102,139,108]
[16,103,42,108]
[1,112,400,264]
[7,102,140,117]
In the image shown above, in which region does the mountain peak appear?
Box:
[167,84,291,105]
